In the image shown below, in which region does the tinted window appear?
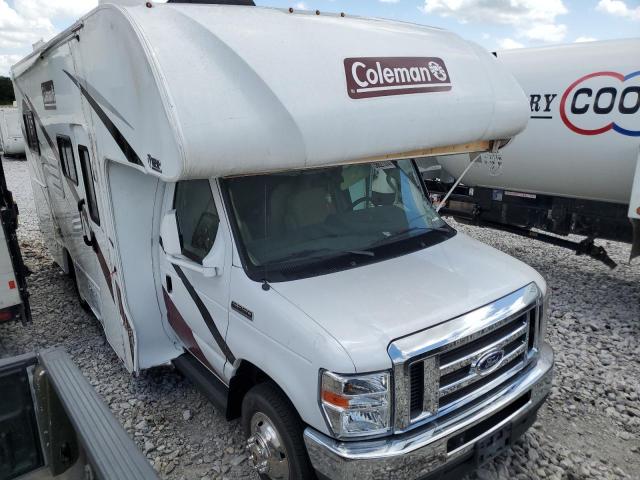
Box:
[78,145,100,225]
[23,112,40,154]
[174,180,220,264]
[223,160,454,281]
[57,136,78,185]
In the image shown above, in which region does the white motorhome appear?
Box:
[11,1,554,479]
[425,39,640,265]
[0,107,26,156]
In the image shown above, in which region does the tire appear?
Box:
[242,382,316,480]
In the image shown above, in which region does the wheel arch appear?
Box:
[227,359,301,422]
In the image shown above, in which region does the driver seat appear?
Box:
[284,182,332,230]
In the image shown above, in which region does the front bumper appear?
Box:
[304,342,553,480]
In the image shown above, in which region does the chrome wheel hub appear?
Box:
[247,412,289,479]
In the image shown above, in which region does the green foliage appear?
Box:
[0,76,16,106]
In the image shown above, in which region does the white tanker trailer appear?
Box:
[425,38,640,266]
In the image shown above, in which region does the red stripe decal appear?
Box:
[93,241,114,299]
[115,281,135,362]
[162,288,215,372]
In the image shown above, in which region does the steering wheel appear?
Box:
[351,196,374,209]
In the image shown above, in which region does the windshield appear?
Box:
[222,160,455,281]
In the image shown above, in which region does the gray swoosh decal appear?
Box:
[63,69,143,166]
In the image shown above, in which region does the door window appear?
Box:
[78,145,100,225]
[56,135,78,185]
[174,180,219,264]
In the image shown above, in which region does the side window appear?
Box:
[174,180,220,264]
[56,136,78,185]
[23,112,40,154]
[78,145,100,225]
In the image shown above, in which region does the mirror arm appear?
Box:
[166,254,219,278]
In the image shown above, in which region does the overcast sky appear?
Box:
[1,0,638,76]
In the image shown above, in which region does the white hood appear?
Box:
[271,233,544,372]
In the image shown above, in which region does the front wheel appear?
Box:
[242,382,316,480]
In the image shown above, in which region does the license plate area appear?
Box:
[475,423,512,465]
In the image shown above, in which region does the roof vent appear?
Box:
[167,0,255,5]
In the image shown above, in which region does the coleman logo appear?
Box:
[344,57,451,99]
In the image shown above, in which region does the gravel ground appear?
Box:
[0,156,638,480]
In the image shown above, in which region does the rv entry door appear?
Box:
[70,126,126,366]
[159,180,232,380]
[68,127,105,315]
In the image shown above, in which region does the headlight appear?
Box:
[320,370,391,439]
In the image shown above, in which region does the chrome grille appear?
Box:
[389,283,543,432]
[436,310,530,410]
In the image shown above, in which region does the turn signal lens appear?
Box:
[321,390,350,408]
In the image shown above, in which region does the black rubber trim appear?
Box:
[38,348,158,480]
[172,265,236,364]
[63,70,143,166]
[172,353,228,411]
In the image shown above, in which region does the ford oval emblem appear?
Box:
[475,349,505,375]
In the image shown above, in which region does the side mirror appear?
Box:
[160,210,224,278]
[160,210,182,256]
[201,227,225,277]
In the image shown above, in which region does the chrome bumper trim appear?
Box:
[388,283,540,364]
[303,343,553,480]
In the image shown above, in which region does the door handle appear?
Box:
[77,199,94,247]
[84,231,95,248]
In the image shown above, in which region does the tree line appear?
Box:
[0,77,16,105]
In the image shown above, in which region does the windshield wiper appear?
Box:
[371,225,450,247]
[270,247,375,265]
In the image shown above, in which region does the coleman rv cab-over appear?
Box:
[11,1,553,479]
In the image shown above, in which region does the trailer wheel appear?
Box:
[242,382,316,480]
